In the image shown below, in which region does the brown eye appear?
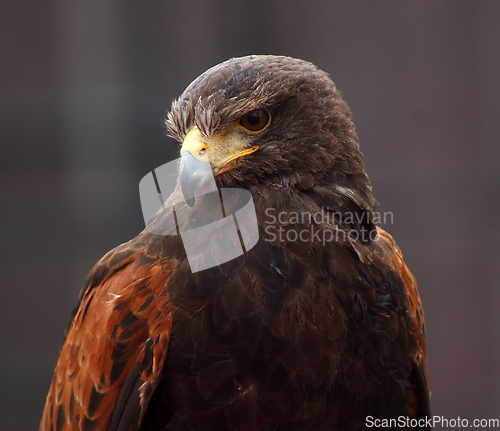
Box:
[239,109,270,132]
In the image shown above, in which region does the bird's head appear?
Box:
[166,55,376,220]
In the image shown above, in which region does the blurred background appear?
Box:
[1,1,499,429]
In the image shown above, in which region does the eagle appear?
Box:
[40,55,431,431]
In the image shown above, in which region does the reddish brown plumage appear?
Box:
[41,244,176,430]
[41,55,431,430]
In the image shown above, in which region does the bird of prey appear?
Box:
[40,55,431,431]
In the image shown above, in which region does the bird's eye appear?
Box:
[239,109,270,133]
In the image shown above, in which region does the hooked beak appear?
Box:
[179,129,211,207]
[179,128,258,206]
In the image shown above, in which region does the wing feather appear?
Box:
[377,228,431,426]
[40,240,176,431]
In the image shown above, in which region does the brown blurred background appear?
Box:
[1,1,500,429]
